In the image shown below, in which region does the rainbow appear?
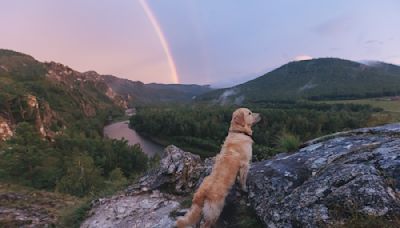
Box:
[139,0,179,84]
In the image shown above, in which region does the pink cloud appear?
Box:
[294,55,313,61]
[388,57,400,66]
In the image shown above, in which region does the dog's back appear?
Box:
[176,108,260,228]
[176,138,246,228]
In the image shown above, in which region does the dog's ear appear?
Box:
[233,110,245,127]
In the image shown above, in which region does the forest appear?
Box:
[130,102,391,159]
[0,114,149,198]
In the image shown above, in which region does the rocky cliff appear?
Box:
[0,49,127,141]
[0,94,59,141]
[82,123,400,228]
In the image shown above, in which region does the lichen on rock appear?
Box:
[248,123,400,227]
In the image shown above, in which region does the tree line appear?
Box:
[130,103,389,159]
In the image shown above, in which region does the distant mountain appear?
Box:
[197,58,400,103]
[101,75,212,105]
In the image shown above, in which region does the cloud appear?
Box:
[312,14,354,36]
[365,40,383,45]
[387,57,400,65]
[294,55,313,61]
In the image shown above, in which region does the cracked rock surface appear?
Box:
[248,123,400,227]
[82,124,400,228]
[81,190,181,228]
[81,145,209,228]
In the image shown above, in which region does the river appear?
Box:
[103,120,164,157]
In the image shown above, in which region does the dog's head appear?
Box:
[229,108,261,136]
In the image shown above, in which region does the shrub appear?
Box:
[56,154,104,197]
[277,132,301,152]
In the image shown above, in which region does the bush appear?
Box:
[277,132,301,152]
[56,154,104,197]
[108,168,127,185]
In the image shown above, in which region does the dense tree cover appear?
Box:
[0,120,148,197]
[130,103,387,159]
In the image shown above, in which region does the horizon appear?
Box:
[2,47,400,88]
[1,1,400,85]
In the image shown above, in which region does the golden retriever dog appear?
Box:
[176,108,261,228]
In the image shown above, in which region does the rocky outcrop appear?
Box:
[26,95,58,138]
[82,123,400,228]
[0,94,59,141]
[81,190,182,228]
[248,123,400,227]
[46,62,128,110]
[0,184,79,228]
[0,117,13,141]
[82,146,208,228]
[130,145,213,194]
[82,146,257,228]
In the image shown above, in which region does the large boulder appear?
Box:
[248,123,400,227]
[128,145,214,194]
[82,145,250,228]
[81,190,182,228]
[82,145,216,228]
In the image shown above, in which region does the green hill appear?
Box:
[197,58,400,103]
[0,49,126,140]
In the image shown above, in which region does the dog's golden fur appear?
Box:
[176,108,261,228]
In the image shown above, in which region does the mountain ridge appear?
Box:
[197,58,400,104]
[0,49,212,140]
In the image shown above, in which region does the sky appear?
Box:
[1,0,400,86]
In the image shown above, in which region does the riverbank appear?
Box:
[103,121,164,157]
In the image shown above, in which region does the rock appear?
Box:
[0,94,60,141]
[0,117,13,141]
[82,145,252,228]
[248,123,400,227]
[82,145,209,228]
[81,190,182,228]
[0,185,79,228]
[128,145,210,194]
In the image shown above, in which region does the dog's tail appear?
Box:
[176,177,210,228]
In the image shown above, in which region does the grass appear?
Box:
[58,198,92,228]
[327,212,400,228]
[340,215,400,228]
[317,98,400,125]
[0,182,80,227]
[0,178,134,227]
[327,202,400,228]
[277,132,301,152]
[319,98,400,113]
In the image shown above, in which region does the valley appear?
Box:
[1,49,400,227]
